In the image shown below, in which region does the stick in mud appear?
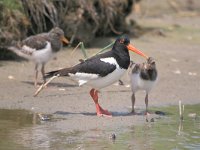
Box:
[34,75,59,97]
[179,100,184,120]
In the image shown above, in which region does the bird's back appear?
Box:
[21,33,49,50]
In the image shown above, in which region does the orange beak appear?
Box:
[127,43,148,59]
[61,36,69,44]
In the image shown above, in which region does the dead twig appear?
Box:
[34,74,59,97]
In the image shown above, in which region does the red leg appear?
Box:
[90,89,112,117]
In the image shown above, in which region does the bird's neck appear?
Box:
[112,44,130,69]
[49,36,62,52]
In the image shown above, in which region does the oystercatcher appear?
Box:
[8,27,69,86]
[45,35,148,117]
[130,57,157,115]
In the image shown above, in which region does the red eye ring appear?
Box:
[119,39,124,44]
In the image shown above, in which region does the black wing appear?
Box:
[71,51,117,77]
[45,50,117,78]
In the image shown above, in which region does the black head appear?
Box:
[111,35,147,70]
[113,35,148,59]
[111,35,131,69]
[49,27,69,44]
[115,35,130,47]
[146,57,156,70]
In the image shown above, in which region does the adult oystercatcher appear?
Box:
[45,35,148,117]
[130,57,157,115]
[8,27,69,87]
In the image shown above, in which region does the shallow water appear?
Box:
[0,105,199,150]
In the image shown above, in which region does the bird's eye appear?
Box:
[119,39,124,44]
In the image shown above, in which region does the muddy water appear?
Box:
[0,105,199,150]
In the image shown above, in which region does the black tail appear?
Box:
[45,68,72,78]
[45,70,60,78]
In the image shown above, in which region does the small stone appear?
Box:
[59,88,66,91]
[38,113,51,121]
[188,72,197,76]
[8,75,15,80]
[155,111,166,116]
[170,58,179,62]
[188,113,197,119]
[173,69,181,74]
[118,80,124,85]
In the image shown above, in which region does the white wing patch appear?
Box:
[69,72,99,86]
[75,72,99,79]
[100,57,118,66]
[78,80,88,86]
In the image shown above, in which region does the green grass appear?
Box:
[0,0,22,10]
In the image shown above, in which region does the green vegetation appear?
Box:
[0,0,27,60]
[0,0,22,10]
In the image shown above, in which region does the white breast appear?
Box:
[88,67,126,89]
[131,73,157,93]
[31,42,53,64]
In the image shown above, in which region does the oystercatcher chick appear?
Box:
[8,27,69,87]
[45,35,148,117]
[130,57,158,115]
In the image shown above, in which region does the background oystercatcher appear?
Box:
[45,35,148,117]
[8,27,69,87]
[130,57,158,115]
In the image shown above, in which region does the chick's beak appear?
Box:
[127,43,148,59]
[61,36,69,44]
